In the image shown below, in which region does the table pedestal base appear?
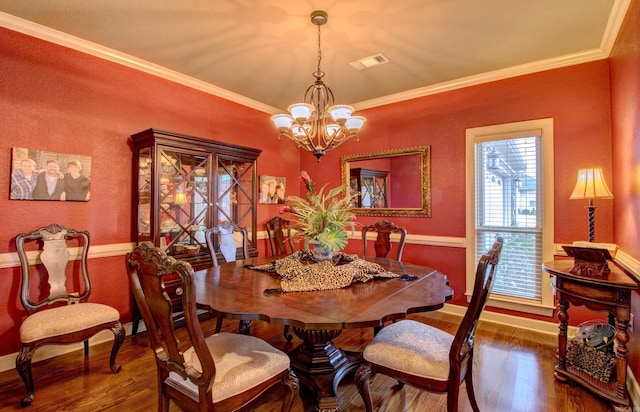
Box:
[290,327,362,411]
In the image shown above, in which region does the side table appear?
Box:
[542,260,638,407]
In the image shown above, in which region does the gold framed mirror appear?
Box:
[341,146,431,217]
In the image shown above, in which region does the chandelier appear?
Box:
[271,10,366,162]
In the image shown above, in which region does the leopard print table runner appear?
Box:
[248,251,400,293]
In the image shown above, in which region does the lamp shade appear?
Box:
[345,116,366,132]
[288,103,314,122]
[327,104,354,124]
[569,167,613,200]
[271,114,293,131]
[174,192,188,205]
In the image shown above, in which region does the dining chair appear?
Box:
[126,243,299,412]
[361,220,408,261]
[265,216,295,256]
[205,221,249,266]
[15,223,125,407]
[205,222,252,335]
[355,237,503,412]
[265,216,296,341]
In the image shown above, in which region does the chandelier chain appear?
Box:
[316,23,322,74]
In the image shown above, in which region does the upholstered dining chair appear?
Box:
[126,243,299,412]
[15,223,125,407]
[205,222,253,335]
[355,237,503,412]
[265,216,295,256]
[205,221,249,266]
[361,220,408,261]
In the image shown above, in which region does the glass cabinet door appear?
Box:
[349,168,389,208]
[137,146,211,262]
[215,157,256,246]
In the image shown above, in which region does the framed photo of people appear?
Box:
[259,175,286,204]
[10,147,92,201]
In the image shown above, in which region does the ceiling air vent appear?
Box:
[350,53,389,71]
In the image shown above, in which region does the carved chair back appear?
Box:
[16,223,91,312]
[265,216,295,256]
[361,220,408,261]
[205,221,249,266]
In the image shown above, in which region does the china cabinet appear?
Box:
[349,168,388,208]
[131,128,261,270]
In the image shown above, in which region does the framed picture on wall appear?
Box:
[10,147,92,201]
[259,175,286,204]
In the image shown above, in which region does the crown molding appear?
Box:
[600,0,632,55]
[1,0,631,114]
[353,48,608,110]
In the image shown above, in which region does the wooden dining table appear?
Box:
[193,255,453,411]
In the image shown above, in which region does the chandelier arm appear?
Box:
[321,132,358,153]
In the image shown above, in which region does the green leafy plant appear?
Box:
[280,171,358,252]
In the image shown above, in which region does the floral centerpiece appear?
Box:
[280,171,358,253]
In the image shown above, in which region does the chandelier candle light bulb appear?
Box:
[271,10,366,162]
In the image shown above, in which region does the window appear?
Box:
[465,119,555,316]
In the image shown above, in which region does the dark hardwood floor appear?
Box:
[0,312,619,411]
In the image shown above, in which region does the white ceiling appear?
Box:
[0,0,629,113]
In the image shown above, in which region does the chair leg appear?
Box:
[283,325,293,342]
[464,354,480,412]
[239,320,251,335]
[447,383,461,412]
[215,317,223,334]
[355,363,375,412]
[83,339,89,356]
[131,302,142,336]
[109,322,125,374]
[280,368,299,412]
[16,345,36,406]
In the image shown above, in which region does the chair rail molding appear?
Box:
[0,242,135,269]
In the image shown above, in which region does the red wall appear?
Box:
[609,0,640,377]
[0,21,618,358]
[310,61,614,326]
[0,28,300,354]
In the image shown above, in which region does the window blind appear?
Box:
[475,136,543,301]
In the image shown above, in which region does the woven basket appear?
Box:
[566,342,616,382]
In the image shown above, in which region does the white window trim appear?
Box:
[465,118,555,317]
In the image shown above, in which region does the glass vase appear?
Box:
[309,239,333,262]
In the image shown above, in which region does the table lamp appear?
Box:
[569,167,613,242]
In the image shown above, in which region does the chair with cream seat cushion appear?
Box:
[205,222,254,335]
[15,224,125,407]
[355,237,503,412]
[126,243,298,412]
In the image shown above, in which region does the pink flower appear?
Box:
[299,171,311,184]
[349,216,357,222]
[279,206,292,214]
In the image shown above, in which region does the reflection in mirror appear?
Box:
[341,146,431,217]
